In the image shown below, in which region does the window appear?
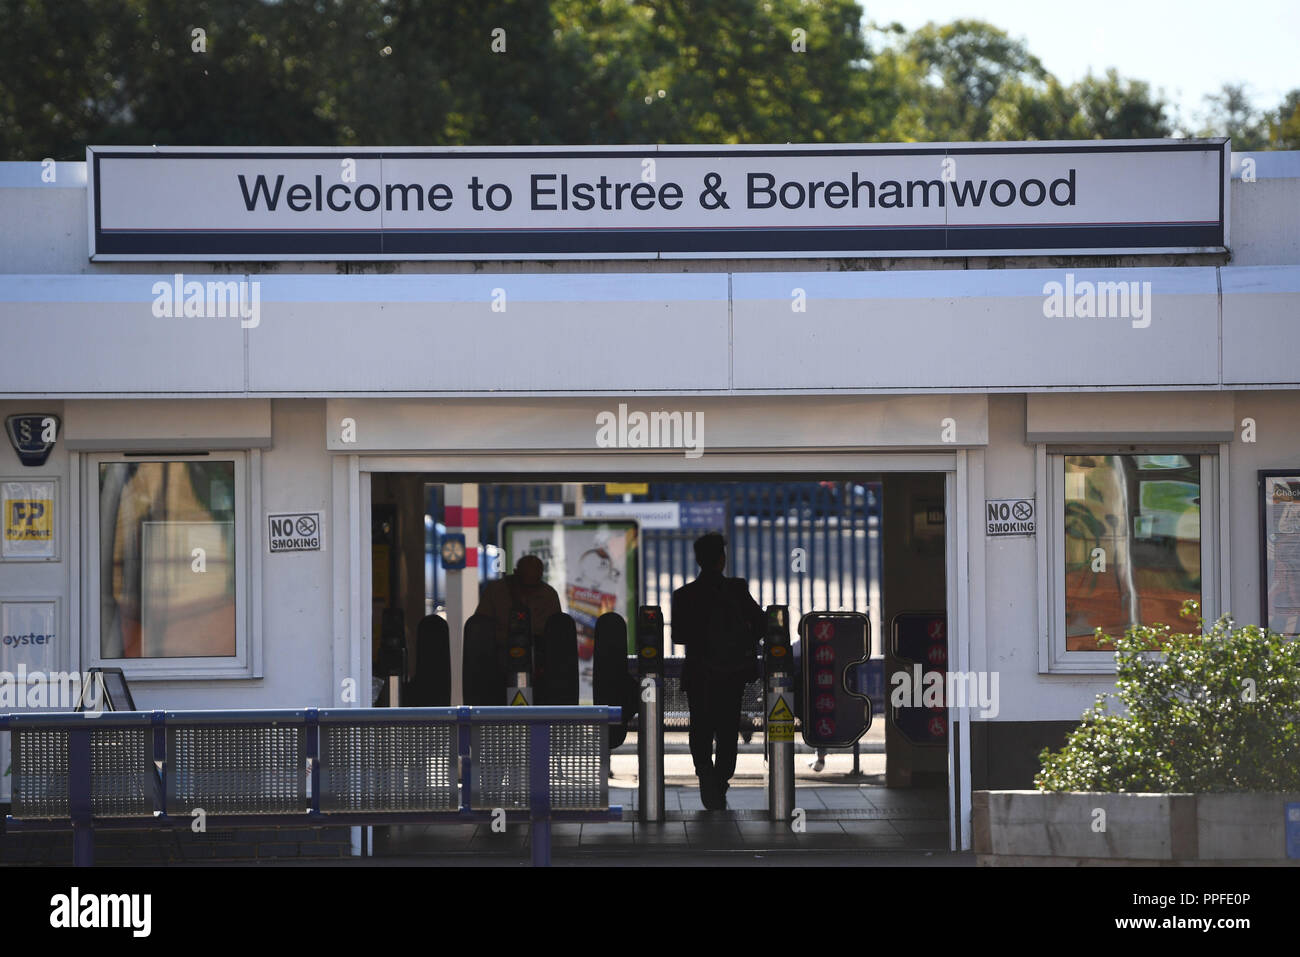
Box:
[86,453,256,678]
[1042,449,1220,672]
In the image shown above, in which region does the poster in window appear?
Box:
[1261,473,1300,636]
[500,518,639,704]
[2,479,56,560]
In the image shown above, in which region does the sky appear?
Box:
[869,0,1299,126]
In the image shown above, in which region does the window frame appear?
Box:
[1038,443,1224,674]
[82,450,262,680]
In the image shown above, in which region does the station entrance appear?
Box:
[356,465,964,855]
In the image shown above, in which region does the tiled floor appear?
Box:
[374,785,949,857]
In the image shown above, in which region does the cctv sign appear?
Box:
[267,510,325,553]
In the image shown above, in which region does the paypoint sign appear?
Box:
[87,141,1227,261]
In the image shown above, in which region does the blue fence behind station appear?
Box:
[430,482,881,650]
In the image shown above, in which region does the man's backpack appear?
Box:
[701,579,757,678]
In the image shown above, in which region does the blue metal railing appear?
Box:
[3,705,621,867]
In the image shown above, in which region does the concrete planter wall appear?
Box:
[973,790,1300,866]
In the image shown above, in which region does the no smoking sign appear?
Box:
[985,498,1035,537]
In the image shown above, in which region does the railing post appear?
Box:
[457,706,473,813]
[69,724,93,867]
[305,708,320,814]
[528,721,551,867]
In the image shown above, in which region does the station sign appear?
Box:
[891,612,947,746]
[799,612,872,749]
[87,141,1228,261]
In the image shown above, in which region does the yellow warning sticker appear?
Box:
[767,693,794,742]
[605,483,649,496]
[510,689,531,706]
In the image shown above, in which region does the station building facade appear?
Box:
[1,141,1297,851]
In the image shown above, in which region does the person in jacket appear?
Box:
[671,533,765,810]
[476,554,562,662]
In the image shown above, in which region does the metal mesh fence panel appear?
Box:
[11,726,153,819]
[11,728,70,819]
[548,722,607,810]
[471,724,530,810]
[319,723,457,813]
[166,723,306,814]
[89,727,153,817]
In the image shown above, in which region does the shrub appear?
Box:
[1036,603,1300,792]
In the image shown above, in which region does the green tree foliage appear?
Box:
[1036,604,1300,792]
[874,19,1047,142]
[1196,82,1270,150]
[0,1,1221,157]
[988,70,1172,141]
[1269,90,1300,150]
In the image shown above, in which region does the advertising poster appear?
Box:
[1261,474,1300,636]
[500,518,639,703]
[1,600,58,674]
[0,600,59,803]
[2,479,56,560]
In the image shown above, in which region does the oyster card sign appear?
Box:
[87,141,1227,261]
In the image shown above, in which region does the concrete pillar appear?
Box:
[444,484,480,705]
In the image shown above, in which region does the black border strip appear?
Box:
[94,223,1224,256]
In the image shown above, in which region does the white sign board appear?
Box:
[986,498,1036,537]
[267,510,325,553]
[87,141,1228,260]
[582,501,681,530]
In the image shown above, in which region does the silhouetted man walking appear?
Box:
[671,533,764,810]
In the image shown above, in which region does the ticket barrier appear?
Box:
[593,612,636,749]
[764,605,796,822]
[462,614,502,706]
[461,611,581,706]
[535,613,579,706]
[636,605,665,824]
[379,608,407,708]
[408,614,451,706]
[505,607,534,706]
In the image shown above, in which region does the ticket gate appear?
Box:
[408,614,451,706]
[636,606,665,824]
[763,606,796,822]
[378,608,407,707]
[460,611,581,706]
[590,606,801,822]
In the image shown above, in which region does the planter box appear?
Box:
[973,790,1300,866]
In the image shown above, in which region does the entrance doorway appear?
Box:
[353,463,966,854]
